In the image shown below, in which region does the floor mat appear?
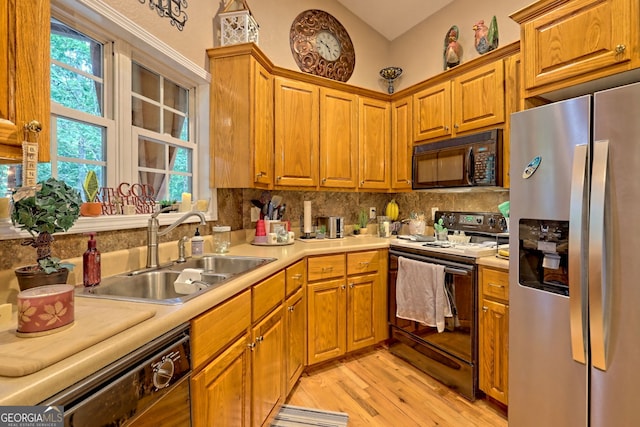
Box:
[272,404,349,427]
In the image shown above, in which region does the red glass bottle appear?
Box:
[83,233,101,287]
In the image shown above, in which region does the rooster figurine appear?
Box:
[473,16,498,54]
[443,25,462,70]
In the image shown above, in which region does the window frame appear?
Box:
[0,0,213,240]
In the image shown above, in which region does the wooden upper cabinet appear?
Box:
[1,0,50,163]
[413,82,452,141]
[511,0,636,97]
[452,60,505,134]
[413,60,504,143]
[209,48,273,189]
[391,96,413,190]
[274,77,319,188]
[319,88,358,189]
[358,97,390,190]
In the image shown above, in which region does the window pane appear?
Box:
[163,110,188,140]
[164,79,188,113]
[138,137,165,169]
[51,19,103,78]
[57,162,105,201]
[132,62,160,101]
[51,65,103,115]
[56,117,106,161]
[170,146,191,173]
[169,174,191,202]
[132,97,160,132]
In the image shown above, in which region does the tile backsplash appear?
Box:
[0,188,508,272]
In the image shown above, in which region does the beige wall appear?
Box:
[107,0,531,91]
[390,0,531,89]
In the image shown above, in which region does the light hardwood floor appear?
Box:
[286,347,508,427]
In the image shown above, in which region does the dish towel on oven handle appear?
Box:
[396,257,452,332]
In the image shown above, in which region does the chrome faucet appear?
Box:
[146,207,207,269]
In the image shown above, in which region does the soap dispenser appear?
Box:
[191,227,204,257]
[83,232,101,287]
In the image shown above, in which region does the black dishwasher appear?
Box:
[42,323,191,426]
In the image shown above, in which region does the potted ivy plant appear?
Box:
[80,170,102,216]
[11,177,82,290]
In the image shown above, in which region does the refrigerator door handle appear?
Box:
[589,139,610,371]
[569,144,588,365]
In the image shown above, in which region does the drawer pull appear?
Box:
[359,261,370,267]
[321,266,334,273]
[488,282,505,288]
[292,274,302,280]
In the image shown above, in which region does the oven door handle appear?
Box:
[445,267,471,276]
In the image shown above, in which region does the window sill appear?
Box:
[0,212,213,240]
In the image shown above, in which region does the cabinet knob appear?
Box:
[256,335,264,343]
[616,44,627,54]
[248,342,256,350]
[277,176,282,181]
[349,283,354,289]
[256,172,265,178]
[444,126,449,131]
[454,124,459,129]
[341,284,346,290]
[360,180,364,186]
[288,306,295,312]
[482,306,488,312]
[406,179,411,184]
[322,178,327,183]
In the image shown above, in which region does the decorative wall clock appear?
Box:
[289,9,355,82]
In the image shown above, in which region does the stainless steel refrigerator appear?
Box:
[509,81,640,427]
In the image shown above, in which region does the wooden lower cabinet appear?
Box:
[191,334,251,427]
[307,250,386,365]
[251,305,284,427]
[479,266,509,405]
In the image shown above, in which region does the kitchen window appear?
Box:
[0,1,212,239]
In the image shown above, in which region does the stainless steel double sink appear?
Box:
[76,255,276,305]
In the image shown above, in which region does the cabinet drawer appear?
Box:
[286,259,306,297]
[191,289,251,371]
[253,270,285,322]
[347,250,379,275]
[307,254,345,282]
[482,268,509,301]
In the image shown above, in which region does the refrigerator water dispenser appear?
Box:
[518,219,569,296]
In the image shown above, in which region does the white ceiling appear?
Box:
[336,0,455,41]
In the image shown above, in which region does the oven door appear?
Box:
[389,251,476,363]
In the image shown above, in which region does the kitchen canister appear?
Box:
[212,225,231,253]
[16,284,75,336]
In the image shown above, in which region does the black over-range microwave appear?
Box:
[412,129,503,189]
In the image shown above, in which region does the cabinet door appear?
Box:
[347,273,377,352]
[518,0,633,93]
[319,88,358,189]
[0,0,50,161]
[285,288,306,394]
[191,334,251,427]
[413,82,452,141]
[358,97,390,190]
[251,305,284,427]
[274,77,318,188]
[252,60,274,187]
[452,60,504,134]
[391,96,413,190]
[480,298,509,405]
[210,54,273,189]
[307,278,346,365]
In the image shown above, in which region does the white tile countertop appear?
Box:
[0,236,389,405]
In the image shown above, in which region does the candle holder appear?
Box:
[380,66,403,94]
